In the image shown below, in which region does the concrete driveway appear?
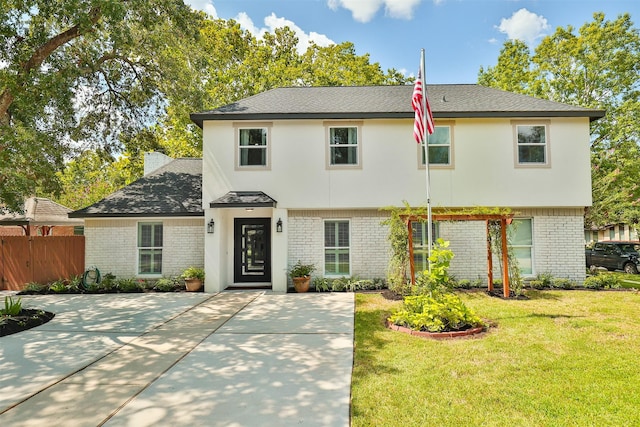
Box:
[0,291,354,426]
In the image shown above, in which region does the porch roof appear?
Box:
[210,191,277,208]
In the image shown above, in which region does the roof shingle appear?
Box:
[190,84,605,127]
[69,158,203,218]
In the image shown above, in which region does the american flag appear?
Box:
[412,69,434,143]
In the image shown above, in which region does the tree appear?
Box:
[0,0,201,212]
[478,13,640,230]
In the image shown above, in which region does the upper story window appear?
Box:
[420,123,453,168]
[235,123,272,170]
[513,121,550,166]
[325,121,362,169]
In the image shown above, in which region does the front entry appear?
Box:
[234,218,271,283]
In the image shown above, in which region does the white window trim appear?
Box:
[512,120,551,168]
[324,121,363,170]
[418,121,455,170]
[323,219,351,277]
[234,122,273,171]
[137,222,163,277]
[510,218,534,277]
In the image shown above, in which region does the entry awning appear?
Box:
[210,191,277,208]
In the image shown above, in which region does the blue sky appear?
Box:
[184,0,640,84]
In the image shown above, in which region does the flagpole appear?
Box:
[420,48,433,272]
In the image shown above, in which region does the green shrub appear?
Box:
[583,274,621,289]
[388,292,484,332]
[116,278,143,293]
[23,282,47,293]
[552,278,575,289]
[153,277,181,292]
[99,273,117,291]
[1,296,22,316]
[48,280,68,293]
[529,279,546,289]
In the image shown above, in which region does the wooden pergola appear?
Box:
[404,213,514,298]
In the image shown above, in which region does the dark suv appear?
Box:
[585,241,640,274]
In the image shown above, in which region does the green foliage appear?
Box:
[288,261,316,278]
[23,282,47,293]
[388,293,484,333]
[452,278,484,289]
[115,278,143,293]
[153,277,182,292]
[583,274,621,289]
[479,13,640,230]
[0,0,203,211]
[1,296,23,316]
[313,277,385,292]
[48,280,68,293]
[181,266,205,280]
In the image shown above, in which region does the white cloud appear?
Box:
[183,0,218,18]
[327,0,422,23]
[238,12,334,54]
[496,8,549,45]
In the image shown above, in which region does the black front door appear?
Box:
[234,218,271,283]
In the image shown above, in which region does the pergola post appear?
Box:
[486,220,493,292]
[501,218,510,298]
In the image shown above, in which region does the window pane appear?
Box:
[240,147,266,166]
[330,127,356,145]
[337,222,349,247]
[510,219,532,245]
[429,126,450,145]
[331,146,357,165]
[139,224,152,247]
[154,224,163,246]
[513,247,533,274]
[518,125,545,144]
[429,146,450,164]
[324,222,335,246]
[518,146,545,163]
[239,128,266,146]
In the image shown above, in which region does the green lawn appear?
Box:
[352,290,640,427]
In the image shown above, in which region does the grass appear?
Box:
[352,289,640,427]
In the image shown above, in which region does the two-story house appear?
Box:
[190,85,604,293]
[70,84,603,292]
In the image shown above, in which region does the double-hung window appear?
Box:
[421,124,453,167]
[509,219,533,275]
[514,121,549,166]
[411,221,439,273]
[326,122,361,168]
[324,220,350,275]
[138,222,163,275]
[237,124,270,169]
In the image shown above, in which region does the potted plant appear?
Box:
[288,260,316,293]
[181,266,205,292]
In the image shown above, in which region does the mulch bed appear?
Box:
[0,309,55,337]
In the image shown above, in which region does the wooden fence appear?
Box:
[0,236,85,291]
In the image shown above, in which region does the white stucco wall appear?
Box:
[84,217,204,279]
[202,117,592,211]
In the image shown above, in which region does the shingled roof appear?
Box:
[69,158,203,218]
[0,197,83,226]
[190,84,605,127]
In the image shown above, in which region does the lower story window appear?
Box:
[510,219,533,275]
[324,220,350,275]
[138,222,163,274]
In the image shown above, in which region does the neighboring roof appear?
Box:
[210,191,277,208]
[69,158,203,218]
[190,84,606,127]
[0,197,83,226]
